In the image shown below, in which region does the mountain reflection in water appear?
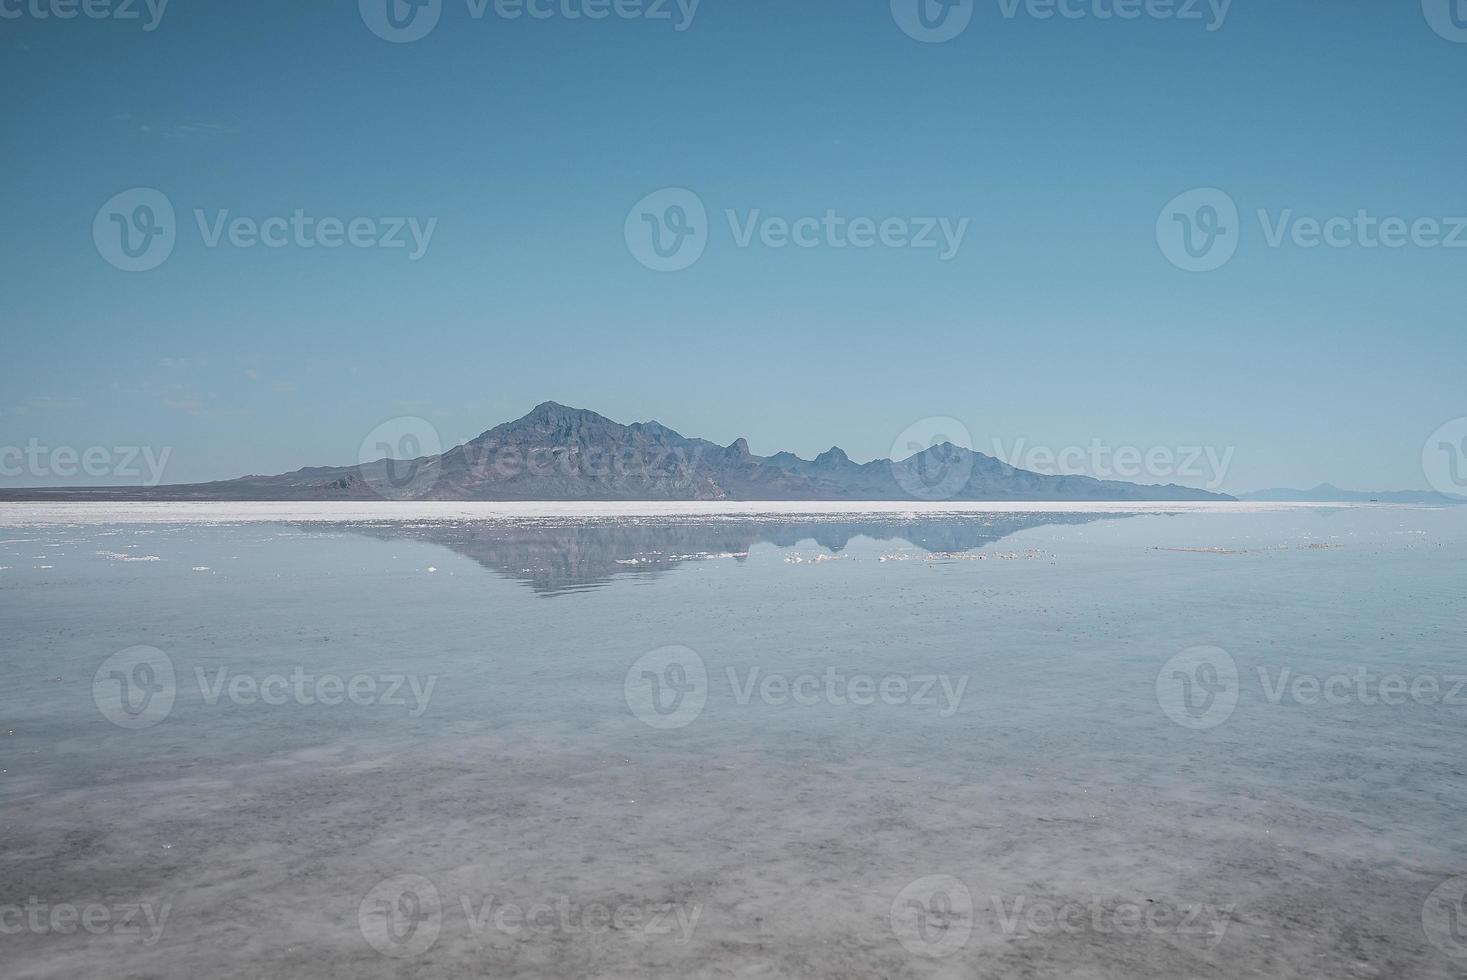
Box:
[318,512,1124,595]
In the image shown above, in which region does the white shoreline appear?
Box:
[0,499,1394,525]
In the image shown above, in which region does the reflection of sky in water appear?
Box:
[2,505,1465,978]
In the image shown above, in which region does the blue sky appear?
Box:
[2,0,1464,492]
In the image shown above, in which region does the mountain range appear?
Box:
[1238,484,1466,505]
[1,401,1233,502]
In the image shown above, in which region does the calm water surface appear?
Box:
[1,503,1464,978]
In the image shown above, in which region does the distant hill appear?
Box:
[1239,483,1466,505]
[0,401,1234,502]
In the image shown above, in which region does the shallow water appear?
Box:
[2,503,1465,978]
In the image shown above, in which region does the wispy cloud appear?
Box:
[159,385,211,417]
[22,396,88,413]
[391,400,452,419]
[161,122,240,143]
[119,114,240,143]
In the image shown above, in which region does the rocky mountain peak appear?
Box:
[814,447,850,466]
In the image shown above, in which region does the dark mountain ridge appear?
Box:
[0,401,1234,502]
